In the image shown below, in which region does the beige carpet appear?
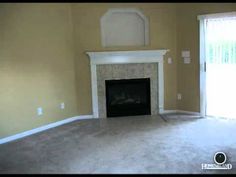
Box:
[0,114,235,174]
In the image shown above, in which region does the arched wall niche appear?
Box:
[101,8,149,47]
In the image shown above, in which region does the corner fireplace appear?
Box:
[87,50,169,118]
[105,78,151,117]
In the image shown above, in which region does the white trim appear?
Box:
[199,19,207,117]
[197,11,236,20]
[161,110,201,116]
[161,110,177,114]
[87,50,169,118]
[158,60,164,113]
[101,8,149,47]
[91,64,99,118]
[0,115,93,145]
[87,50,168,65]
[176,110,201,116]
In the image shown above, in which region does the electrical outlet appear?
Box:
[60,102,65,109]
[37,107,43,116]
[177,93,182,100]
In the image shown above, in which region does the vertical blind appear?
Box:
[205,14,236,118]
[205,16,236,64]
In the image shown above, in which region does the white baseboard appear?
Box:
[161,110,177,114]
[161,110,201,116]
[0,110,202,145]
[176,110,201,115]
[0,115,93,145]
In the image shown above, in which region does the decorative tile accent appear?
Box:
[112,64,127,79]
[127,63,144,79]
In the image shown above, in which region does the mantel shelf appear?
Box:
[86,50,169,65]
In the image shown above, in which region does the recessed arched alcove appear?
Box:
[101,8,149,47]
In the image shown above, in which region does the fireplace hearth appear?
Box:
[105,78,151,117]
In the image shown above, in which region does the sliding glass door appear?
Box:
[199,12,236,119]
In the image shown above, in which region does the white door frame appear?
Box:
[198,18,206,117]
[197,11,236,117]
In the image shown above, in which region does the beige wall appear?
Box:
[176,3,236,112]
[0,3,79,138]
[71,3,178,115]
[1,3,236,138]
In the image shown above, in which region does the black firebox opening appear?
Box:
[105,78,151,117]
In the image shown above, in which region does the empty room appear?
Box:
[0,2,236,174]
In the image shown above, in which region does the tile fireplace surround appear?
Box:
[87,50,169,118]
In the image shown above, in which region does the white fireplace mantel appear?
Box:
[86,50,169,118]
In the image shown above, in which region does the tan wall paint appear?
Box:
[71,3,178,114]
[0,3,79,138]
[2,3,235,139]
[176,3,236,112]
